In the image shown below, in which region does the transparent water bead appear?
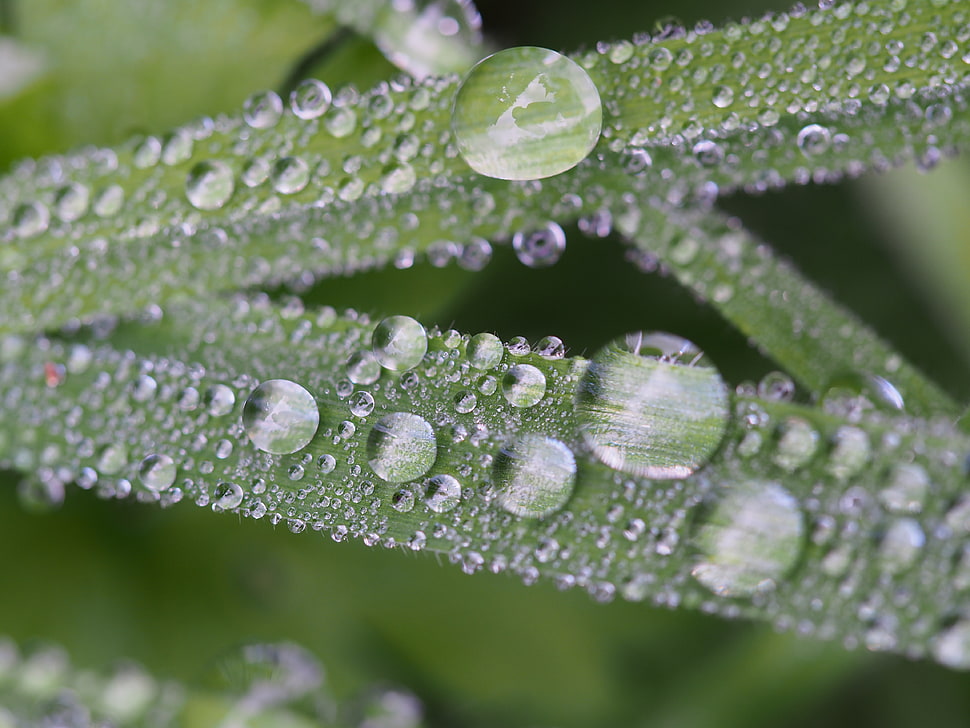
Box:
[242,379,320,455]
[493,433,576,518]
[502,364,546,407]
[451,46,602,180]
[243,90,283,129]
[138,454,176,492]
[577,332,730,479]
[368,412,437,483]
[512,223,566,268]
[204,384,236,416]
[425,473,461,513]
[289,78,332,120]
[467,333,503,369]
[934,620,970,670]
[878,518,924,574]
[879,463,929,514]
[373,316,428,371]
[185,160,234,211]
[692,480,805,598]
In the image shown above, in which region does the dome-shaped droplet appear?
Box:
[796,124,832,156]
[367,412,437,483]
[772,417,819,472]
[467,333,503,369]
[879,463,929,514]
[185,160,235,210]
[12,202,49,238]
[349,391,375,417]
[53,183,90,222]
[347,351,382,385]
[577,331,730,479]
[878,518,924,574]
[243,90,284,129]
[93,185,125,217]
[512,222,566,268]
[692,480,804,597]
[826,425,870,480]
[271,156,310,195]
[204,384,236,416]
[138,454,176,492]
[242,379,320,455]
[213,481,244,511]
[502,364,546,407]
[289,78,332,120]
[934,620,970,670]
[493,433,576,518]
[425,473,461,513]
[451,46,602,180]
[373,316,428,371]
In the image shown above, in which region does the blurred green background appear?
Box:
[3,0,970,725]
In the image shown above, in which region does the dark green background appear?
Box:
[2,0,969,725]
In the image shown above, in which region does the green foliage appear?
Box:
[3,0,970,726]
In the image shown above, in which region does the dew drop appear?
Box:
[692,480,804,597]
[12,202,49,238]
[367,412,437,483]
[185,160,235,210]
[53,183,90,222]
[577,331,730,479]
[796,124,832,156]
[372,316,428,371]
[467,333,503,369]
[213,481,244,511]
[349,391,375,417]
[289,78,332,120]
[243,90,284,129]
[425,473,461,513]
[711,85,734,108]
[512,222,566,268]
[493,433,576,518]
[93,185,125,217]
[878,518,924,574]
[772,417,819,472]
[98,444,128,476]
[502,364,546,407]
[879,463,929,514]
[271,156,310,195]
[138,454,176,492]
[451,46,602,180]
[242,379,320,455]
[934,620,970,670]
[204,384,236,416]
[454,390,477,413]
[826,426,870,481]
[347,351,382,385]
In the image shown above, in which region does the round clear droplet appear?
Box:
[367,412,437,483]
[692,480,804,597]
[577,331,730,479]
[879,463,929,514]
[467,333,503,369]
[204,384,236,416]
[502,364,546,407]
[290,78,332,120]
[373,316,428,371]
[493,433,576,518]
[185,160,234,210]
[242,379,320,455]
[425,473,461,513]
[271,156,310,195]
[512,222,566,268]
[243,90,284,129]
[138,454,176,492]
[452,46,603,180]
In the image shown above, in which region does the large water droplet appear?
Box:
[242,379,320,455]
[692,481,804,597]
[373,316,428,371]
[138,454,176,492]
[467,333,503,369]
[502,364,546,407]
[425,473,461,513]
[493,433,576,518]
[185,160,235,210]
[289,78,332,120]
[512,222,566,268]
[368,412,437,483]
[451,46,602,180]
[577,332,730,479]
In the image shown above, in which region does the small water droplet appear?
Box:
[349,391,376,417]
[213,481,244,511]
[242,379,320,455]
[452,46,602,180]
[373,316,428,371]
[271,156,310,194]
[826,426,870,480]
[878,518,924,574]
[502,364,546,407]
[879,463,929,514]
[772,417,819,472]
[454,390,477,413]
[12,202,49,238]
[467,333,503,369]
[204,384,236,416]
[796,124,832,156]
[711,85,734,108]
[692,481,804,597]
[535,335,565,359]
[93,185,124,217]
[757,371,795,401]
[577,331,730,479]
[138,454,176,492]
[425,473,461,513]
[289,78,332,120]
[347,351,382,384]
[934,620,970,670]
[512,222,566,268]
[493,433,576,518]
[185,160,235,210]
[243,90,284,129]
[367,412,437,483]
[53,183,90,222]
[98,444,128,475]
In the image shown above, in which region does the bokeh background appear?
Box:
[3,0,970,725]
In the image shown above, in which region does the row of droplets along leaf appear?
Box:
[3,1,970,335]
[0,635,427,728]
[3,296,970,669]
